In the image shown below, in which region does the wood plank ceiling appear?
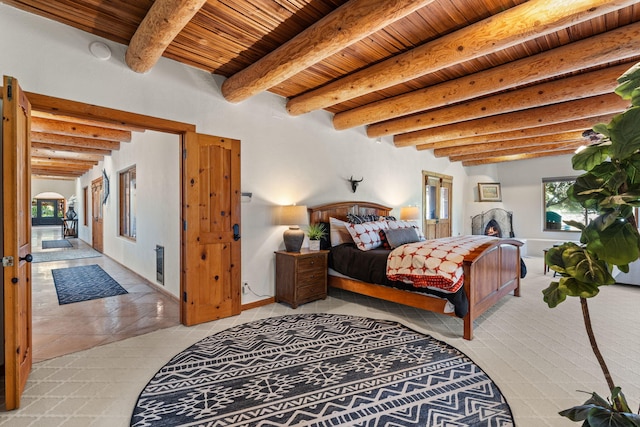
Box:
[4,0,640,176]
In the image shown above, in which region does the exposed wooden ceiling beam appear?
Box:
[31,147,104,163]
[31,174,77,181]
[31,117,131,142]
[31,132,120,151]
[394,93,628,147]
[286,0,634,116]
[31,166,85,177]
[221,0,435,103]
[31,157,98,168]
[125,0,208,73]
[31,141,112,157]
[333,23,640,130]
[461,149,578,167]
[449,141,584,162]
[415,114,616,151]
[31,110,147,132]
[433,132,586,158]
[367,63,629,138]
[24,91,195,134]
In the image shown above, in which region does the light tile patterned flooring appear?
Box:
[30,227,180,362]
[1,248,638,426]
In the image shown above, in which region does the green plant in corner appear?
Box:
[543,62,640,427]
[306,223,327,241]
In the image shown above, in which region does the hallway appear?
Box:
[31,227,180,362]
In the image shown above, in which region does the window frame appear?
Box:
[119,165,137,240]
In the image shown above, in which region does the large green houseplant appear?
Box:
[543,62,640,427]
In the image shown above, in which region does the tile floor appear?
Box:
[30,226,180,362]
[0,252,638,426]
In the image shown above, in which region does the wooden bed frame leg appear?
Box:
[463,315,473,340]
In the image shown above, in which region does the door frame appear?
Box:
[6,91,212,321]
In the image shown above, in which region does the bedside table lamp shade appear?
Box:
[400,206,420,221]
[278,205,308,252]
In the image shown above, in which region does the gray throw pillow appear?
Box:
[384,227,420,249]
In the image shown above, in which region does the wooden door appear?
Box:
[2,76,33,410]
[182,132,241,325]
[423,172,452,239]
[91,177,104,252]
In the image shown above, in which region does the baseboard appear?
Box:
[242,297,275,311]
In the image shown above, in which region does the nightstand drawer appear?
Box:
[298,271,325,287]
[297,283,324,300]
[297,255,326,274]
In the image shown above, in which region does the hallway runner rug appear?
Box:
[52,264,128,305]
[131,313,514,427]
[42,239,73,249]
[32,248,102,263]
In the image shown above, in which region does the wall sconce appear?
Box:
[347,176,363,193]
[277,205,308,252]
[400,206,420,221]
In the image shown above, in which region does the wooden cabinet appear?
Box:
[275,250,328,308]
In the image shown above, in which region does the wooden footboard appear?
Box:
[308,201,522,340]
[462,238,522,339]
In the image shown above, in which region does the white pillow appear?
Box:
[329,217,353,247]
[345,220,388,251]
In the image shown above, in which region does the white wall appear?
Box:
[31,178,76,201]
[0,4,487,304]
[495,155,582,255]
[77,131,181,296]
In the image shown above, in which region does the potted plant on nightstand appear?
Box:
[306,223,327,251]
[543,62,640,426]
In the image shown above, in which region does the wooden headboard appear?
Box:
[308,201,393,224]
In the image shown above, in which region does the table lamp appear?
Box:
[278,205,308,252]
[400,206,420,221]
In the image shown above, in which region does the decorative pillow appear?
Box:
[383,227,420,249]
[345,221,388,251]
[386,220,426,241]
[346,213,379,224]
[329,217,353,247]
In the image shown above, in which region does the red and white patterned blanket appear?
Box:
[386,235,498,293]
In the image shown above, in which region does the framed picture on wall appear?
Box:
[478,182,502,202]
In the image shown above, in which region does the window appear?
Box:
[119,166,137,239]
[543,177,597,232]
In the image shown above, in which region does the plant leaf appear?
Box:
[542,281,566,308]
[559,277,600,298]
[583,220,640,266]
[610,107,640,160]
[592,123,610,138]
[616,62,640,101]
[572,144,610,172]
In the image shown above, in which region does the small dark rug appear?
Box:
[131,314,514,427]
[52,264,128,305]
[42,239,73,249]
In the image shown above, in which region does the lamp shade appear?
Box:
[277,205,308,252]
[400,206,420,221]
[277,205,308,226]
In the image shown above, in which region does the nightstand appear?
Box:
[275,249,329,308]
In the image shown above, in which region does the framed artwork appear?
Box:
[478,182,502,202]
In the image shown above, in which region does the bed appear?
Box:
[309,201,522,340]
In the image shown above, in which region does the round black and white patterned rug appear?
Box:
[131,313,513,426]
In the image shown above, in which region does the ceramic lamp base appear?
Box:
[283,226,304,252]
